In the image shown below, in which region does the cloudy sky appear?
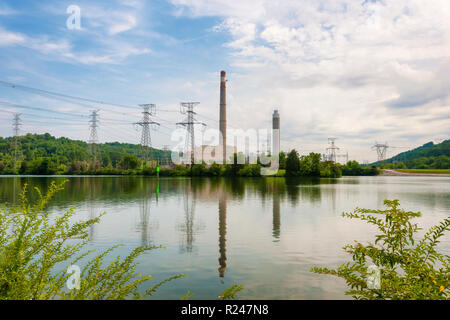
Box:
[0,0,449,162]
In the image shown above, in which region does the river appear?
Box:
[0,176,449,299]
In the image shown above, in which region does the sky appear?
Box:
[0,0,449,163]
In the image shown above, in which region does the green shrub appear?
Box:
[320,162,342,178]
[118,155,141,170]
[311,200,450,300]
[208,162,222,176]
[286,150,300,176]
[142,166,156,176]
[0,181,184,300]
[275,169,286,177]
[191,163,207,176]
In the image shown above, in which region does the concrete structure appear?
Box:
[219,71,227,162]
[272,110,280,156]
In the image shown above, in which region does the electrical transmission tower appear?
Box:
[372,142,389,162]
[88,110,100,160]
[326,138,340,162]
[12,113,22,168]
[336,151,349,164]
[162,145,170,166]
[135,104,160,164]
[176,102,205,166]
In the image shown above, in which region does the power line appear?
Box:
[197,113,219,123]
[0,84,187,148]
[0,101,87,119]
[100,126,138,144]
[0,80,141,111]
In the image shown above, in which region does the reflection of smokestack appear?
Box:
[272,110,280,156]
[220,71,227,162]
[218,194,227,278]
[273,193,280,241]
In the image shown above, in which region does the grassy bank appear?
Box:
[395,169,450,175]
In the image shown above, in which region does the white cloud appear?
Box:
[171,0,450,162]
[0,27,25,46]
[62,42,151,65]
[108,13,137,35]
[0,22,150,65]
[80,6,139,35]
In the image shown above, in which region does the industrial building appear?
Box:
[191,70,281,164]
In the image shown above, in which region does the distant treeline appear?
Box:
[283,150,379,178]
[372,140,450,169]
[0,133,169,175]
[0,133,379,177]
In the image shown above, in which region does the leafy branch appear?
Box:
[311,200,449,300]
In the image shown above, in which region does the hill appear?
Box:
[0,133,169,174]
[372,140,450,169]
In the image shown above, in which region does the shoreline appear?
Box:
[381,169,450,177]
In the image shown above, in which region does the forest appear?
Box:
[0,133,169,175]
[0,133,379,177]
[372,140,450,169]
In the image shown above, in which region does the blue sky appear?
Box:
[0,0,449,162]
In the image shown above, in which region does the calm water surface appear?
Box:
[0,176,449,299]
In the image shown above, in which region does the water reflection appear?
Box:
[1,176,449,215]
[177,180,204,253]
[273,192,280,241]
[218,189,227,278]
[136,179,159,246]
[88,188,96,240]
[0,177,324,209]
[12,177,17,206]
[0,176,449,299]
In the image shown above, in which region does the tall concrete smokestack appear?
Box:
[272,110,280,157]
[220,70,227,162]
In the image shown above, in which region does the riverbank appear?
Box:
[381,169,450,177]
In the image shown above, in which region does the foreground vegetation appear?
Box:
[311,200,450,300]
[0,181,241,300]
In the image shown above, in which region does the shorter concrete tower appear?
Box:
[272,110,280,156]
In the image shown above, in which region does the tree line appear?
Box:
[284,150,380,178]
[372,140,450,169]
[0,133,169,175]
[0,133,379,177]
[377,156,450,170]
